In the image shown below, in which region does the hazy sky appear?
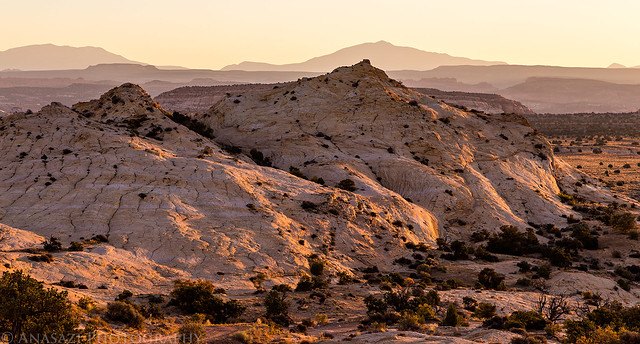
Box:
[3,0,639,69]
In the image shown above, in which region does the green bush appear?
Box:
[0,271,82,342]
[473,302,497,319]
[570,223,599,250]
[264,290,291,326]
[309,259,325,276]
[337,179,356,192]
[43,236,63,252]
[106,301,145,329]
[536,265,551,279]
[295,274,328,291]
[562,302,640,343]
[425,289,440,306]
[548,247,572,267]
[441,240,471,260]
[486,226,540,256]
[178,321,205,344]
[462,296,478,311]
[442,303,466,326]
[506,311,548,331]
[478,268,506,290]
[68,241,84,251]
[170,279,245,323]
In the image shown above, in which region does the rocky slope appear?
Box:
[155,83,535,116]
[200,60,580,239]
[0,61,630,296]
[414,88,535,115]
[0,83,437,295]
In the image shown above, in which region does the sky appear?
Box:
[2,0,639,69]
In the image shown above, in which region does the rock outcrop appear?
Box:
[0,81,436,293]
[0,61,627,295]
[200,60,576,238]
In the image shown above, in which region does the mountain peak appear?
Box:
[71,83,167,121]
[220,41,506,72]
[0,44,140,71]
[102,83,154,104]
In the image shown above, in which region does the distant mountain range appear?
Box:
[221,41,505,72]
[1,42,640,114]
[0,44,141,70]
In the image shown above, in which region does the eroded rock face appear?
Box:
[200,60,575,238]
[0,61,623,294]
[0,80,437,292]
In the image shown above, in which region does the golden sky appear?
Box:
[3,0,639,69]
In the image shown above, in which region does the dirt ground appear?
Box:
[552,137,640,200]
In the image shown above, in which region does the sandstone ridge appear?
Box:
[0,61,632,297]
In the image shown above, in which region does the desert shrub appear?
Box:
[517,261,533,273]
[178,320,205,344]
[506,311,548,331]
[609,212,637,232]
[248,148,272,167]
[289,166,307,179]
[441,240,471,260]
[169,111,214,139]
[170,279,245,323]
[295,274,328,291]
[510,336,547,344]
[309,259,325,276]
[473,302,497,319]
[28,253,54,263]
[271,284,292,293]
[116,289,133,301]
[397,312,423,331]
[315,313,328,324]
[474,246,499,262]
[43,236,63,252]
[425,290,440,306]
[618,279,631,292]
[300,200,317,211]
[545,322,561,336]
[337,179,356,192]
[106,301,145,329]
[462,296,478,311]
[442,303,466,326]
[363,290,436,327]
[558,192,575,205]
[337,271,356,285]
[486,226,540,256]
[516,278,532,287]
[548,247,572,267]
[471,229,490,242]
[363,295,388,314]
[478,268,506,290]
[536,265,551,279]
[78,296,95,311]
[0,271,83,342]
[68,241,84,251]
[264,290,291,326]
[570,223,599,250]
[249,273,267,292]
